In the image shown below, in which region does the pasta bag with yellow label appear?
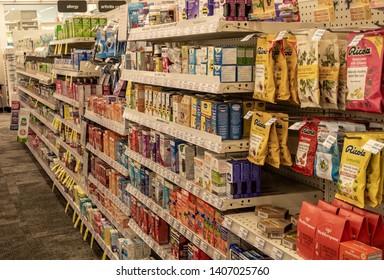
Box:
[248,111,273,165]
[266,121,280,168]
[273,113,292,166]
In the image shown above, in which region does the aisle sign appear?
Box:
[58,1,87,12]
[98,1,126,12]
[17,108,30,143]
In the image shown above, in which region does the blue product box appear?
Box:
[229,102,243,140]
[144,169,150,197]
[199,0,214,16]
[230,244,245,260]
[187,0,199,19]
[163,183,170,210]
[196,98,202,130]
[170,139,185,174]
[188,48,198,64]
[211,102,229,140]
[226,160,242,199]
[134,162,141,189]
[128,158,135,186]
[140,166,146,194]
[128,2,145,29]
[250,163,261,196]
[214,47,237,65]
[240,161,251,198]
[188,64,196,74]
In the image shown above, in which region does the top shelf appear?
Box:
[50,37,95,45]
[128,17,318,42]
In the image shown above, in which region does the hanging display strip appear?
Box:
[86,143,129,177]
[88,174,131,217]
[25,142,118,260]
[28,123,59,156]
[52,67,100,77]
[54,115,82,134]
[84,110,129,136]
[49,37,95,45]
[82,185,135,240]
[123,108,249,154]
[224,212,302,260]
[128,219,174,260]
[121,69,254,94]
[53,93,80,108]
[126,184,226,260]
[19,86,56,110]
[20,100,57,132]
[55,137,83,163]
[56,160,82,187]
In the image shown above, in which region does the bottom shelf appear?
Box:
[25,141,119,260]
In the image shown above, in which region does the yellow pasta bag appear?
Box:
[273,39,290,101]
[335,133,372,208]
[266,122,280,168]
[273,113,293,166]
[365,152,381,208]
[285,35,300,105]
[248,111,273,165]
[254,35,276,103]
[379,150,384,205]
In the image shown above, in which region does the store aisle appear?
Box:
[0,113,100,260]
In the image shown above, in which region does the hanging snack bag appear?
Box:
[335,133,372,208]
[266,121,281,168]
[314,125,340,182]
[338,38,348,110]
[285,35,300,105]
[273,113,293,166]
[319,32,340,109]
[273,39,290,101]
[254,34,276,103]
[248,111,273,165]
[297,30,321,108]
[292,122,318,176]
[346,33,384,113]
[365,151,381,208]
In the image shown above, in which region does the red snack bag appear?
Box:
[338,208,370,245]
[332,198,354,211]
[296,201,322,260]
[292,122,318,176]
[346,33,384,113]
[317,200,338,214]
[314,211,353,260]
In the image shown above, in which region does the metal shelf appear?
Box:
[88,174,131,217]
[28,123,59,156]
[224,212,303,260]
[123,108,249,154]
[53,67,100,77]
[50,37,96,45]
[16,69,52,84]
[84,110,129,136]
[128,219,173,260]
[126,184,226,260]
[128,16,317,41]
[18,85,56,110]
[121,69,254,94]
[54,115,82,134]
[53,93,80,108]
[20,100,57,132]
[86,143,129,177]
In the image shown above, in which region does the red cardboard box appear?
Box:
[339,240,382,260]
[317,200,338,214]
[338,208,370,245]
[296,202,322,260]
[314,211,353,260]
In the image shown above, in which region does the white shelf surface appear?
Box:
[50,37,95,45]
[53,93,80,108]
[88,174,131,217]
[16,69,52,83]
[86,144,129,177]
[84,110,129,136]
[54,115,82,134]
[55,137,83,163]
[53,67,100,77]
[128,219,173,260]
[126,184,226,260]
[128,16,317,41]
[18,85,56,110]
[20,100,57,132]
[123,108,249,154]
[121,69,254,94]
[224,212,303,260]
[25,142,118,260]
[28,123,59,156]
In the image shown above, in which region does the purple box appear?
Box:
[221,0,237,21]
[187,0,199,19]
[250,163,261,196]
[150,130,157,163]
[142,129,151,158]
[170,139,185,174]
[236,0,252,21]
[155,132,161,164]
[226,160,242,199]
[240,161,251,198]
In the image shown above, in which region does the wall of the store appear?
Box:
[0,4,8,96]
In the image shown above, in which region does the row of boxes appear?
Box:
[87,96,124,123]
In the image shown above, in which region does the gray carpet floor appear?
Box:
[0,112,102,259]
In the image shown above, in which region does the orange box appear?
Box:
[339,240,382,260]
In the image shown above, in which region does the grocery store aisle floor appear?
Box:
[0,113,101,260]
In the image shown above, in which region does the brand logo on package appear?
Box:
[98,1,126,12]
[257,47,268,55]
[58,1,87,12]
[254,119,266,129]
[348,46,372,56]
[345,145,366,156]
[302,127,315,136]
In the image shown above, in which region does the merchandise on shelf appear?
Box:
[54,16,107,40]
[230,244,271,260]
[87,95,124,122]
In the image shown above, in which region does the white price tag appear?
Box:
[243,111,254,120]
[160,211,166,220]
[223,218,232,229]
[193,187,201,196]
[241,33,256,42]
[217,199,224,209]
[180,226,186,236]
[312,29,326,41]
[239,227,249,239]
[255,236,266,250]
[265,117,277,126]
[173,222,180,230]
[362,139,384,154]
[186,231,193,240]
[271,247,284,260]
[213,251,221,260]
[275,30,287,41]
[203,192,211,203]
[186,182,193,192]
[289,121,306,130]
[193,235,201,246]
[160,250,167,259]
[322,135,337,149]
[201,242,208,252]
[348,34,365,47]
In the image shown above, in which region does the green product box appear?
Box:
[72,17,83,37]
[65,19,70,38]
[90,17,100,38]
[82,17,91,37]
[237,46,246,65]
[245,47,255,65]
[99,17,108,27]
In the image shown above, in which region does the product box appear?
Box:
[207,46,215,76]
[215,65,237,82]
[226,159,242,199]
[195,198,206,238]
[187,0,199,19]
[199,0,214,16]
[179,95,192,127]
[214,47,237,65]
[237,65,253,82]
[194,156,205,187]
[191,97,201,129]
[159,134,172,168]
[245,47,255,64]
[181,46,189,74]
[211,102,229,139]
[201,100,212,133]
[257,218,292,235]
[188,64,196,74]
[237,46,246,65]
[296,202,322,260]
[203,151,213,191]
[199,63,208,75]
[188,47,198,64]
[221,0,237,20]
[172,95,183,124]
[82,17,91,37]
[179,144,196,180]
[338,208,370,245]
[188,203,197,231]
[250,163,261,196]
[339,240,383,260]
[228,102,243,140]
[255,205,288,219]
[72,17,83,37]
[211,155,227,196]
[170,139,184,174]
